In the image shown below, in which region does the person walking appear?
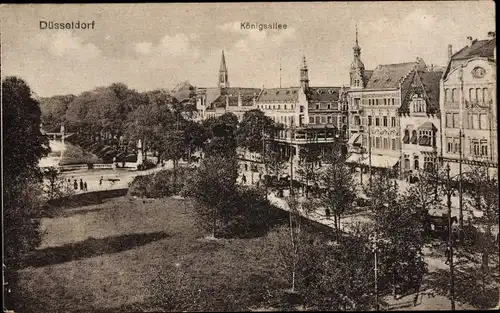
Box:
[84,181,88,191]
[99,176,103,186]
[79,179,84,191]
[242,174,247,184]
[74,179,78,190]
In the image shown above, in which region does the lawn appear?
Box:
[17,196,291,312]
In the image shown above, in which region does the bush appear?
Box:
[128,174,154,198]
[137,159,156,171]
[128,167,196,198]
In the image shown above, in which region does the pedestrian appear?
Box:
[74,179,78,190]
[445,246,450,265]
[99,176,103,186]
[84,181,88,191]
[79,179,84,190]
[242,174,247,184]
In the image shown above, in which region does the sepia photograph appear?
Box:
[1,2,498,312]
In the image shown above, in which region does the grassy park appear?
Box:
[16,195,300,312]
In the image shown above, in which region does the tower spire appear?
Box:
[355,24,359,46]
[300,54,309,89]
[218,50,229,88]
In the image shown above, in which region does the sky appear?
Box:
[1,2,496,97]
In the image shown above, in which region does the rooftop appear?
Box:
[452,39,495,60]
[366,62,418,89]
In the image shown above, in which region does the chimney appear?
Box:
[448,44,453,60]
[467,36,473,47]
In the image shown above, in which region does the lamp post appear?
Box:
[444,163,456,310]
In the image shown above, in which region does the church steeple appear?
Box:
[350,25,365,89]
[219,50,229,88]
[300,54,309,89]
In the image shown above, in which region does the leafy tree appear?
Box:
[3,77,50,311]
[39,94,75,131]
[185,155,238,238]
[42,167,74,200]
[319,149,357,243]
[203,113,239,159]
[236,109,276,153]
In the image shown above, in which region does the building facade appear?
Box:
[440,34,497,177]
[345,29,429,175]
[399,68,442,178]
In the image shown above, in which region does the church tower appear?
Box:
[300,55,309,90]
[218,50,229,88]
[350,26,365,89]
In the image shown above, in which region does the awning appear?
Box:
[359,155,399,168]
[418,122,437,131]
[347,134,361,145]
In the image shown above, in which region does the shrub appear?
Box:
[128,174,154,198]
[137,159,156,171]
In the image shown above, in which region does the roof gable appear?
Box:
[399,70,442,115]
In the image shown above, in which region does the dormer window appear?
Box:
[411,97,426,113]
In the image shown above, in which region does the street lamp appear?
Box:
[444,163,456,310]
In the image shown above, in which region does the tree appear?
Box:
[203,113,239,159]
[319,149,357,243]
[3,77,50,311]
[185,155,238,238]
[365,172,428,301]
[42,167,74,200]
[296,138,322,197]
[236,109,276,153]
[461,165,499,292]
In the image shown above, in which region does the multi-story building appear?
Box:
[399,67,443,179]
[440,33,497,177]
[345,29,428,176]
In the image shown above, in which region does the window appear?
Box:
[453,113,459,128]
[316,104,320,110]
[327,116,332,124]
[391,138,396,150]
[384,99,387,105]
[445,113,452,128]
[368,116,372,126]
[404,158,410,169]
[483,88,489,103]
[469,88,475,101]
[476,88,482,102]
[354,98,360,107]
[300,106,304,113]
[315,116,320,124]
[309,117,314,124]
[392,98,395,106]
[375,117,380,126]
[284,105,287,110]
[391,117,396,127]
[452,88,457,102]
[321,116,326,124]
[454,137,460,153]
[411,130,418,144]
[479,114,488,130]
[481,140,488,156]
[369,99,372,106]
[446,137,453,153]
[354,116,360,126]
[383,138,388,149]
[471,140,480,156]
[376,99,379,106]
[327,104,331,109]
[445,89,450,102]
[383,116,388,127]
[414,156,420,170]
[375,137,381,149]
[403,130,410,144]
[472,113,479,129]
[424,157,434,172]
